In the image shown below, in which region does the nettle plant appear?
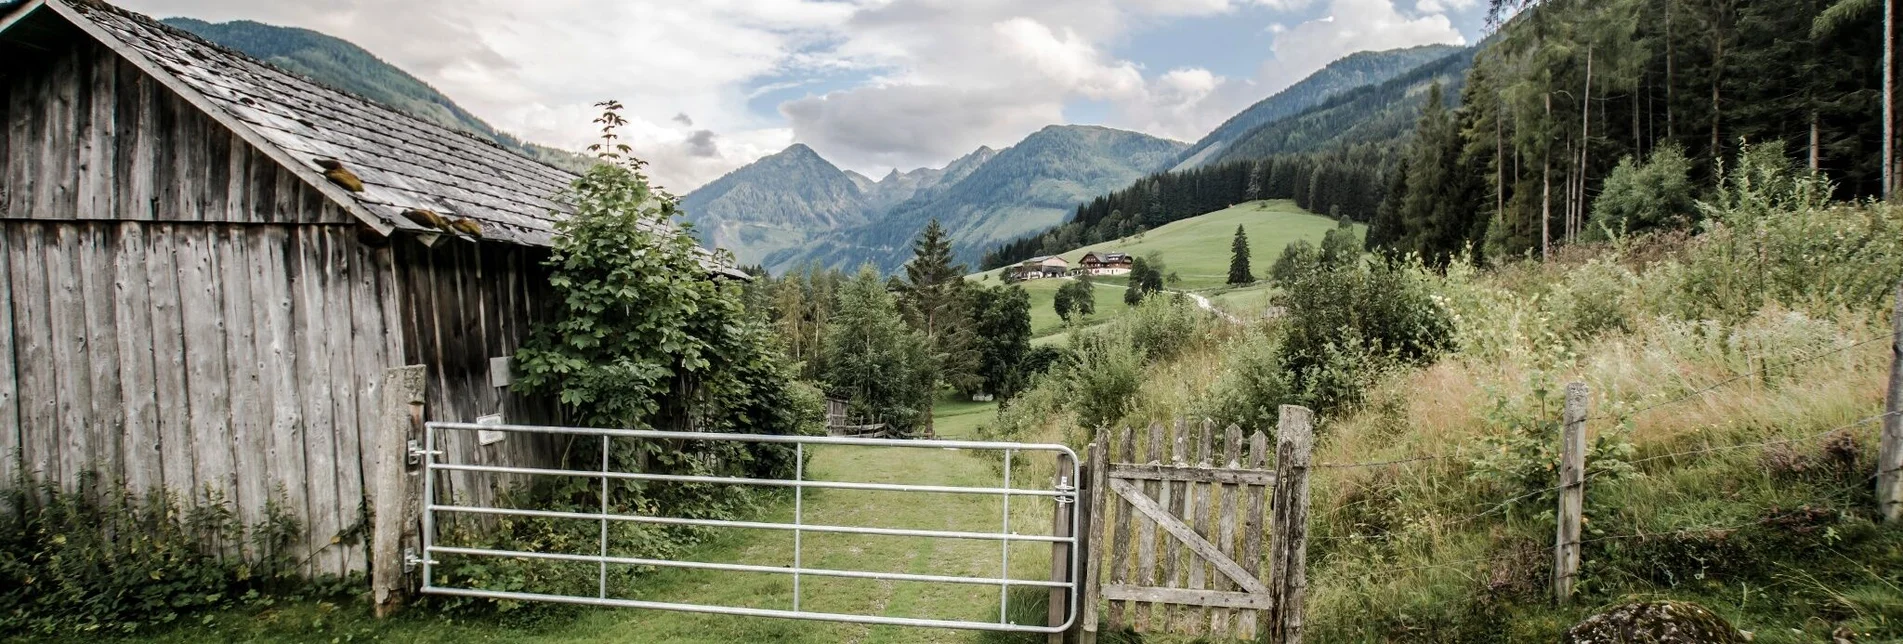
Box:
[1467,361,1635,513]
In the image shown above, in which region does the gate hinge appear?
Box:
[1054,476,1076,505]
[406,439,444,466]
[402,547,437,573]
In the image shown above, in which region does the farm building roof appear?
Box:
[5,0,744,276]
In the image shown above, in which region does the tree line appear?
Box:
[1371,0,1893,264]
[743,220,1045,435]
[979,144,1397,270]
[986,0,1893,270]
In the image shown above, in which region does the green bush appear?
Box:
[1282,257,1455,413]
[1062,330,1145,430]
[1587,144,1696,239]
[1270,238,1319,285]
[0,478,340,635]
[1196,329,1292,431]
[1674,142,1903,319]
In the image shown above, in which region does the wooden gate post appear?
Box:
[1879,282,1903,522]
[1080,432,1111,644]
[1266,405,1314,644]
[1051,449,1079,644]
[1554,382,1589,604]
[372,365,427,617]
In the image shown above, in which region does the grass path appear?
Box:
[86,400,1061,644]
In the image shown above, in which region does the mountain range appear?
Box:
[687,125,1186,272]
[164,14,1464,275]
[684,45,1464,273]
[1168,44,1459,172]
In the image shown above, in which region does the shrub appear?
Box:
[1063,330,1146,430]
[1545,257,1637,341]
[1197,330,1293,431]
[1270,239,1319,285]
[1282,257,1455,413]
[1673,142,1903,319]
[1586,144,1696,239]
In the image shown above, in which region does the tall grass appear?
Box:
[979,160,1903,639]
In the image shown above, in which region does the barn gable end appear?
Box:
[0,0,596,576]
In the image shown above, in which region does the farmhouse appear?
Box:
[1009,255,1068,280]
[0,0,739,575]
[1077,250,1133,275]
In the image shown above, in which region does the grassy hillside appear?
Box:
[974,200,1357,291]
[975,184,1903,641]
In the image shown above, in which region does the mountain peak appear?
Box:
[780,143,822,157]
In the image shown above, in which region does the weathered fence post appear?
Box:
[372,365,427,617]
[1879,282,1903,522]
[1050,449,1078,644]
[1266,405,1314,644]
[1080,431,1111,644]
[1554,382,1589,605]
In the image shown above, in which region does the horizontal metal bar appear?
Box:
[421,586,1072,633]
[431,462,1062,497]
[428,545,1069,589]
[430,504,1073,543]
[426,421,1077,459]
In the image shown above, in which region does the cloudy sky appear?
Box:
[120,0,1488,194]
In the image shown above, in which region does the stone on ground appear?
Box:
[1564,600,1752,643]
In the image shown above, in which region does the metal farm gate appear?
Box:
[409,421,1084,634]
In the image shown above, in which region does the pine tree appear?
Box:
[1228,225,1255,284]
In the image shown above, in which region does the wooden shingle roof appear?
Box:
[13,0,741,276]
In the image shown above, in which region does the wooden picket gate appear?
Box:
[1075,406,1314,643]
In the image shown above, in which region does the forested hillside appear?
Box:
[991,0,1894,272]
[978,53,1474,269]
[162,18,593,173]
[1171,44,1461,170]
[1370,0,1893,263]
[751,125,1186,273]
[1208,46,1478,164]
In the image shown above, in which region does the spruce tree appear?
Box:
[1228,225,1254,285]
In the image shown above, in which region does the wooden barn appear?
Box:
[0,0,739,575]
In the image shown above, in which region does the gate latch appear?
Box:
[406,439,443,466]
[403,547,437,573]
[1054,476,1076,506]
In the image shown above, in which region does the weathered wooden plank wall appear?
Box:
[0,221,398,576]
[0,22,568,579]
[393,238,562,510]
[0,37,352,225]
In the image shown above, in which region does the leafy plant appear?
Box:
[0,477,334,636]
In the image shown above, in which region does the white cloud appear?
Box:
[117,0,1471,190]
[1257,0,1465,96]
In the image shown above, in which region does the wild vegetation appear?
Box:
[977,141,1903,638]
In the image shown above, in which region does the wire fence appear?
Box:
[1300,333,1898,582]
[1314,334,1892,475]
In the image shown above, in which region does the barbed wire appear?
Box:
[1315,454,1450,469]
[1315,411,1894,542]
[1589,335,1890,423]
[1619,411,1896,470]
[1328,477,1878,580]
[1304,336,1889,472]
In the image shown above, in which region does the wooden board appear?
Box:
[112,221,160,493]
